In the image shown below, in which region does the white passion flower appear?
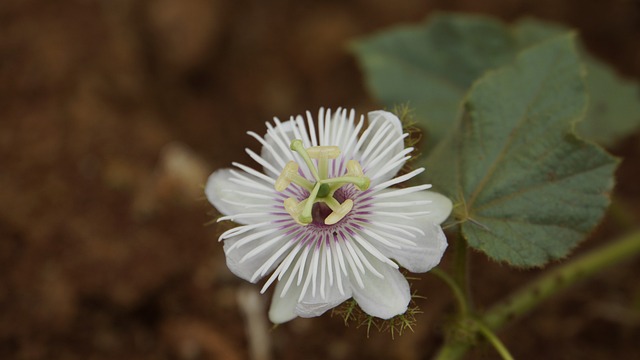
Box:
[205,108,452,324]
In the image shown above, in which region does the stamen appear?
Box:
[284,198,308,225]
[282,141,367,226]
[275,161,297,191]
[307,146,340,179]
[324,198,354,225]
[307,146,340,159]
[324,197,341,211]
[300,182,321,224]
[275,161,314,192]
[346,159,363,177]
[321,176,370,191]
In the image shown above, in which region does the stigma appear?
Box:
[275,139,370,225]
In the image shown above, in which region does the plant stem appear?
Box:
[431,268,469,316]
[608,196,637,230]
[452,234,471,311]
[475,321,515,360]
[430,234,473,360]
[432,318,516,360]
[483,229,640,330]
[432,339,469,360]
[431,229,640,360]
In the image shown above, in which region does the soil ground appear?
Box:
[1,0,639,359]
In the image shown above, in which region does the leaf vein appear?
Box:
[465,49,562,209]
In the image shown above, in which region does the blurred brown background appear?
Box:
[1,0,640,359]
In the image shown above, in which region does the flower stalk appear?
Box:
[451,234,471,313]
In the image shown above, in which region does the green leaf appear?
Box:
[351,13,516,149]
[511,18,568,48]
[578,57,640,146]
[425,35,618,267]
[353,14,640,148]
[514,18,640,146]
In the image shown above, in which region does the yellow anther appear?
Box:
[307,146,340,179]
[346,160,364,177]
[307,146,340,160]
[284,198,307,225]
[320,174,370,191]
[275,161,313,192]
[353,177,370,191]
[325,199,354,225]
[275,161,300,191]
[344,160,369,190]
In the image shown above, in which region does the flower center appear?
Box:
[275,139,370,226]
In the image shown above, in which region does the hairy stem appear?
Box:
[432,229,640,360]
[452,234,472,311]
[475,322,514,360]
[482,229,640,330]
[431,268,469,316]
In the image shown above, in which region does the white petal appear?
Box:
[320,108,356,149]
[261,120,296,165]
[295,288,351,318]
[262,119,317,180]
[205,168,278,224]
[222,228,290,283]
[350,254,411,319]
[267,241,353,322]
[295,246,352,318]
[361,190,451,273]
[268,266,304,324]
[370,189,453,225]
[356,111,408,184]
[368,222,447,274]
[323,109,362,177]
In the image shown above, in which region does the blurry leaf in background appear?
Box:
[514,18,640,147]
[352,13,640,149]
[425,36,618,267]
[351,14,516,150]
[579,58,640,146]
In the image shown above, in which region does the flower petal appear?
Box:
[350,255,411,319]
[360,190,451,273]
[370,189,453,225]
[222,228,291,283]
[319,108,359,149]
[261,120,297,167]
[268,267,304,324]
[369,222,447,273]
[260,109,362,180]
[205,168,278,224]
[261,118,319,181]
[295,287,351,318]
[294,244,352,318]
[359,110,406,183]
